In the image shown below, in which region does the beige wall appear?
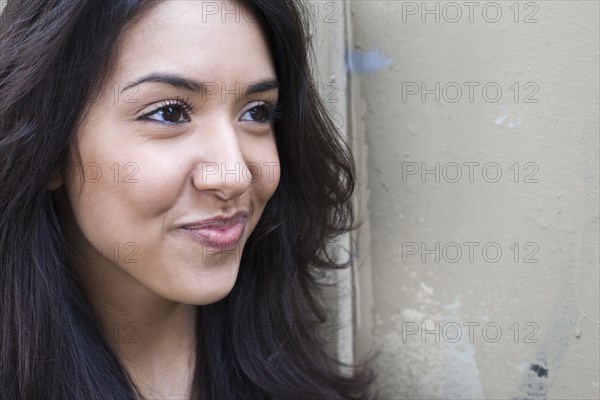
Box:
[348,0,599,399]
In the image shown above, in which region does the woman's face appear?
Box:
[55,0,280,305]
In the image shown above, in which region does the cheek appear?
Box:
[63,140,181,248]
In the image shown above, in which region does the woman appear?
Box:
[0,0,377,398]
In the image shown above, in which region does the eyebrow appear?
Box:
[121,73,279,96]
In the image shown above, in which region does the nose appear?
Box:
[191,119,251,201]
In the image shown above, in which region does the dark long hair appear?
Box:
[0,0,378,398]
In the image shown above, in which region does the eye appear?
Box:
[152,106,187,123]
[139,99,193,124]
[240,103,281,124]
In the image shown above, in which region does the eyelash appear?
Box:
[246,103,282,124]
[138,98,282,125]
[138,97,194,124]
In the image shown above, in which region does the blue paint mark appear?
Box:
[346,48,393,75]
[530,363,549,378]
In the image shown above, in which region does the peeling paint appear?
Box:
[514,293,575,399]
[442,297,484,399]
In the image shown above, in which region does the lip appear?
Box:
[181,211,248,251]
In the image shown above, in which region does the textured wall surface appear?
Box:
[349,1,600,399]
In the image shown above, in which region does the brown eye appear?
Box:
[140,100,192,124]
[240,103,279,124]
[160,106,182,123]
[249,106,268,122]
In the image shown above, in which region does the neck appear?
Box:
[80,263,199,398]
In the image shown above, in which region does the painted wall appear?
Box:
[348,1,599,399]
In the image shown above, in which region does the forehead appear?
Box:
[113,0,274,83]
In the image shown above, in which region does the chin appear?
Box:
[162,265,241,305]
